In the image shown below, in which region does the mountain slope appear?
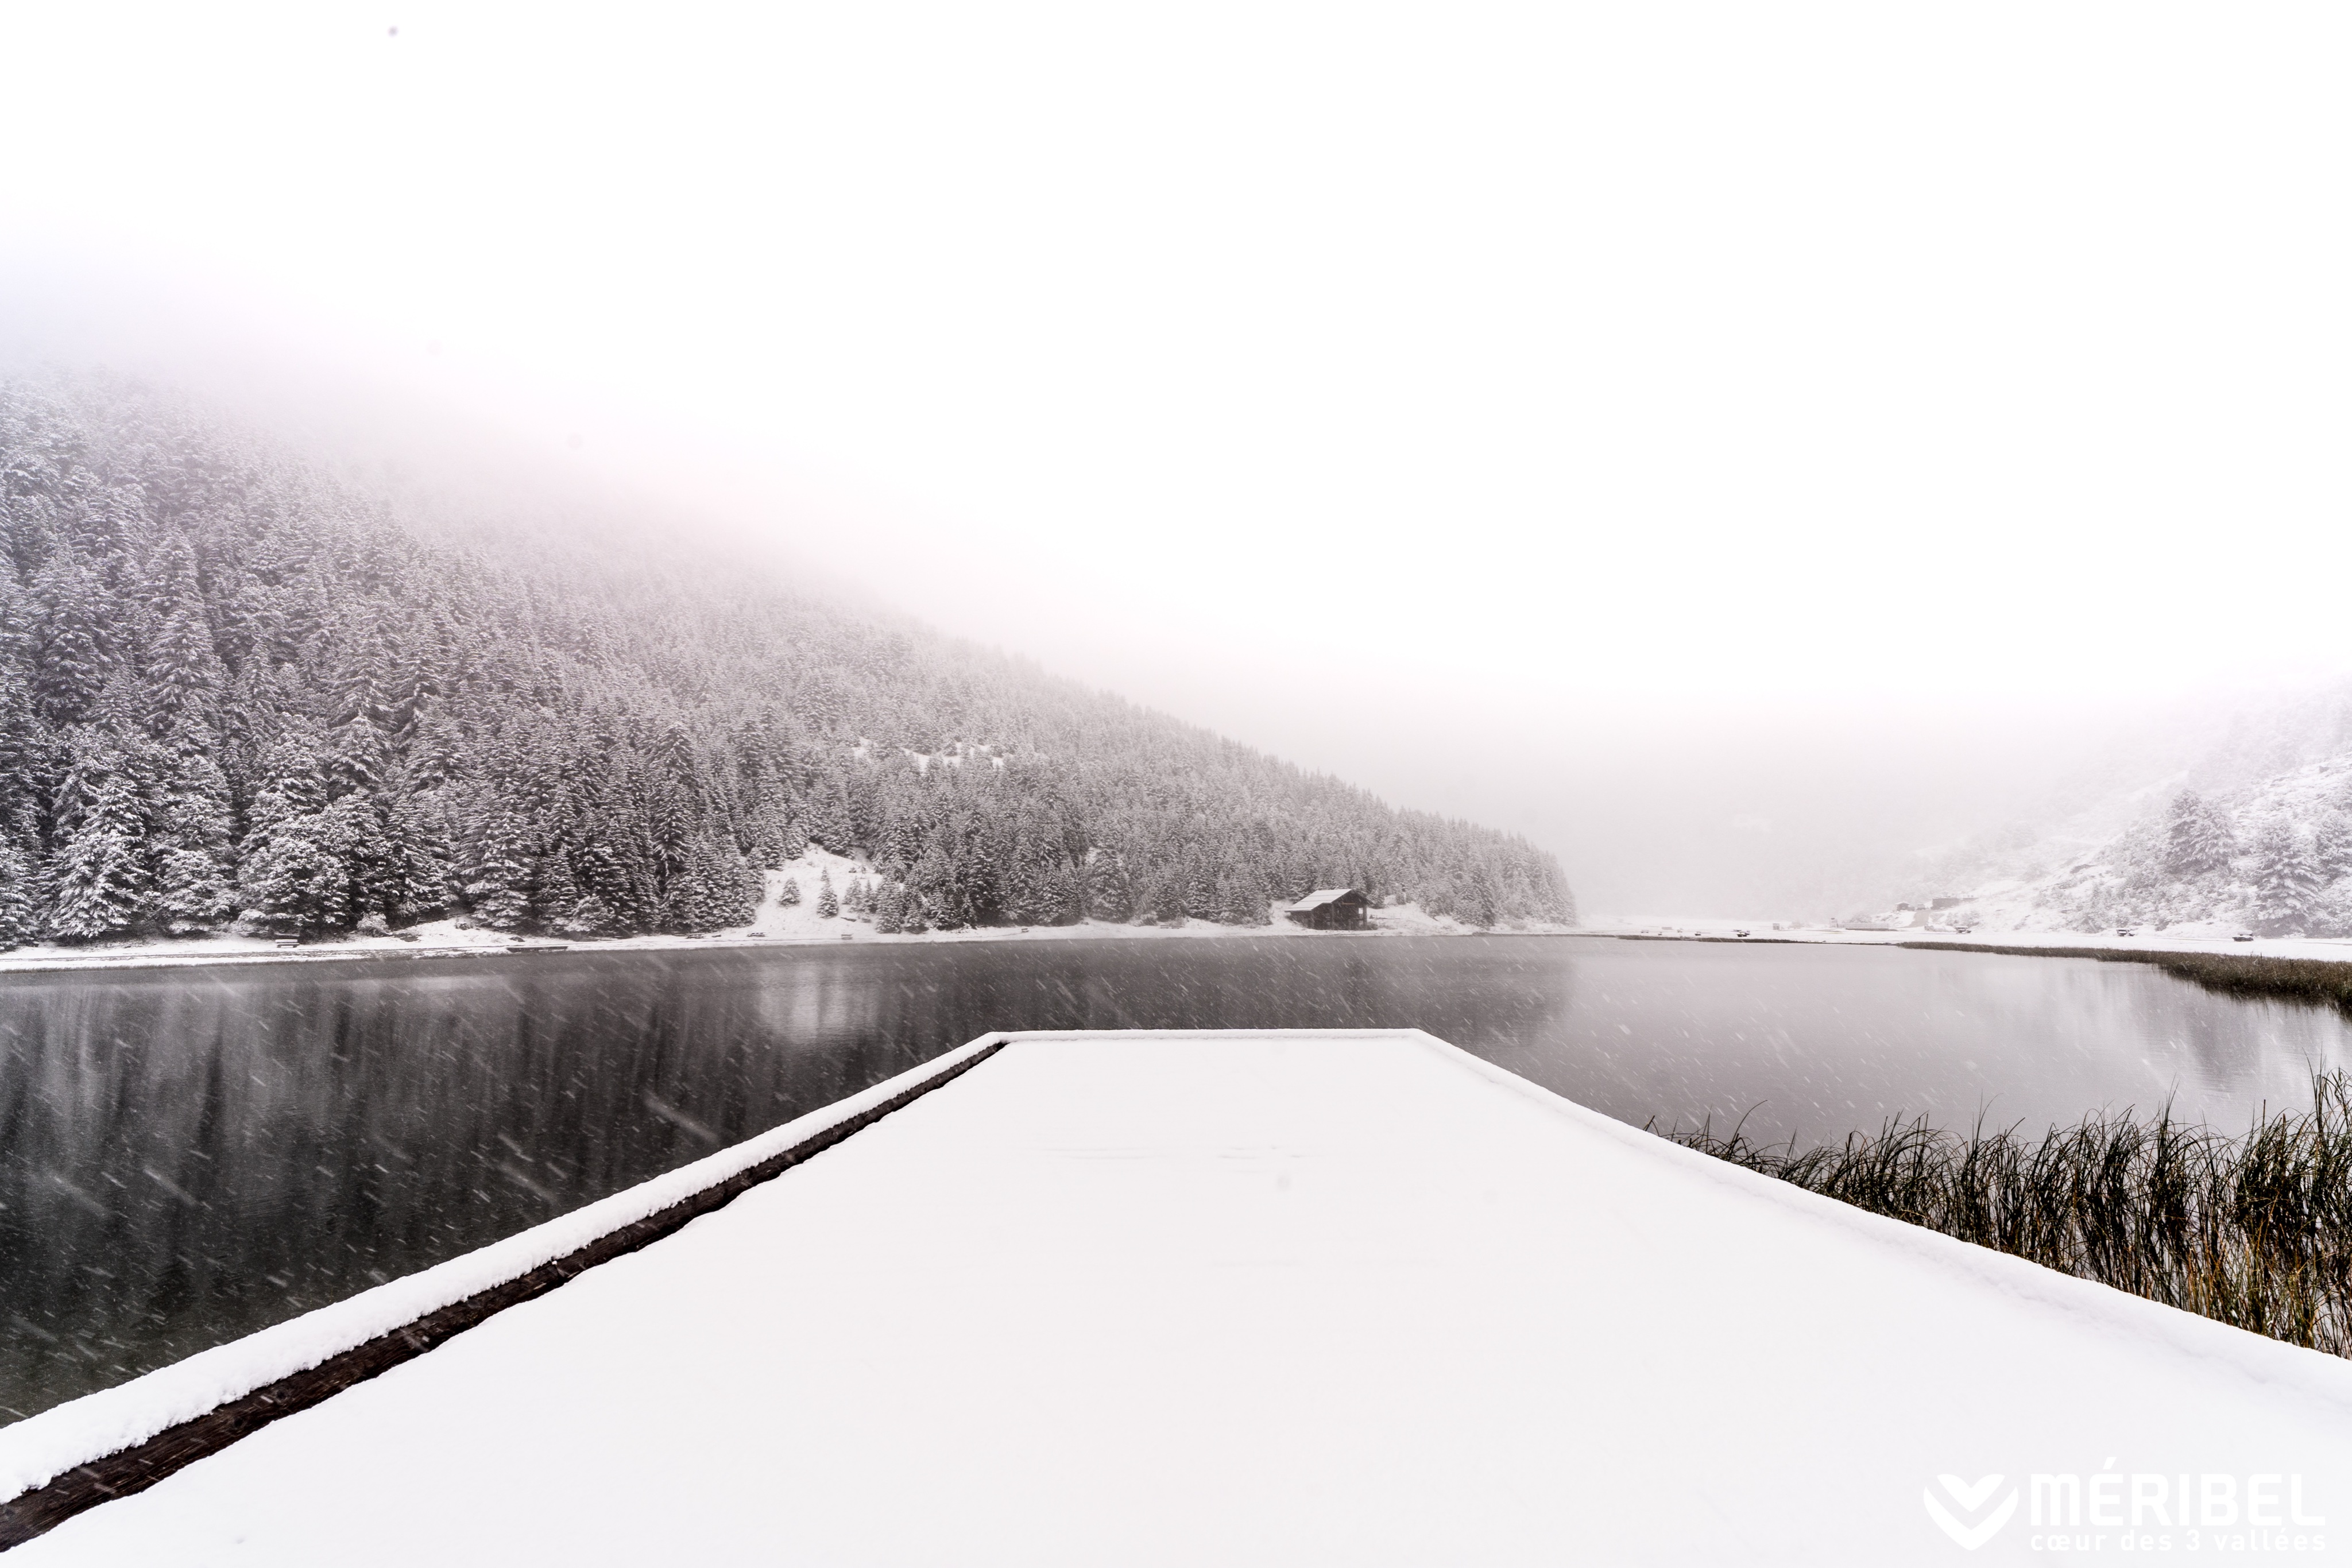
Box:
[0,378,1572,948]
[1908,687,2352,936]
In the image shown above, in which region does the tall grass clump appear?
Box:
[1663,1072,2352,1356]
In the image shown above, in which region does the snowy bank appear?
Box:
[1582,909,2352,966]
[9,1030,2352,1563]
[0,849,1562,979]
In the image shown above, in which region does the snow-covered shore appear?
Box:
[1581,911,2352,965]
[0,848,1568,978]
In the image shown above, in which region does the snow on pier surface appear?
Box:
[16,1029,2352,1565]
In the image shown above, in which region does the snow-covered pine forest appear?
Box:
[1971,772,2352,938]
[1905,687,2352,937]
[0,380,1573,949]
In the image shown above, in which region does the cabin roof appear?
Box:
[1289,887,1368,911]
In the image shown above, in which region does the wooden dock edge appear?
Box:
[0,1036,1009,1553]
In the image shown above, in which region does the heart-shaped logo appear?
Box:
[1923,1474,2018,1550]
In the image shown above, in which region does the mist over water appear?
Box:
[7,936,2346,1423]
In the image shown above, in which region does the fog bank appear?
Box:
[6,2,2349,913]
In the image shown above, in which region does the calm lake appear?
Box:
[6,934,2351,1422]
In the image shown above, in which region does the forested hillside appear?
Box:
[1917,687,2352,937]
[0,379,1572,948]
[1947,765,2352,939]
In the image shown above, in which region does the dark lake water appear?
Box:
[6,934,2351,1423]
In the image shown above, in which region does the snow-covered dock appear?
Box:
[9,1029,2352,1564]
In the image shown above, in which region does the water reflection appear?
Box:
[3,936,2347,1422]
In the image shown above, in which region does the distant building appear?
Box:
[1286,888,1373,931]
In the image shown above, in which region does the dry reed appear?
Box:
[1664,1073,2352,1356]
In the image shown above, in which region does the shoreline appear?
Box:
[1585,919,2352,1013]
[20,912,2352,983]
[0,845,1579,980]
[1580,914,2352,967]
[0,915,1583,981]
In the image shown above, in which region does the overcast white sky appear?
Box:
[5,2,2349,912]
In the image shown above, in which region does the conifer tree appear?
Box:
[724,843,761,923]
[744,804,788,868]
[778,875,802,907]
[46,769,150,940]
[1459,862,1501,929]
[237,813,343,936]
[808,782,854,855]
[31,553,111,726]
[152,742,237,934]
[154,847,235,934]
[143,599,226,739]
[0,669,43,849]
[910,840,962,928]
[816,868,839,919]
[0,837,39,948]
[1217,868,1269,926]
[403,710,465,796]
[555,890,619,937]
[656,835,757,932]
[319,792,399,922]
[1084,853,1132,922]
[382,795,454,922]
[243,735,330,842]
[2166,792,2237,880]
[462,807,535,931]
[2253,818,2326,935]
[684,838,734,931]
[1150,870,1189,926]
[532,845,606,935]
[2317,812,2352,884]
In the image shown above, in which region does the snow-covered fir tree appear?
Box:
[2165,791,2237,880]
[2252,817,2327,935]
[45,751,151,940]
[0,837,38,948]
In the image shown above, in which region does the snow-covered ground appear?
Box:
[0,849,1553,977]
[1580,911,1798,936]
[1583,909,2352,965]
[10,1029,2350,1564]
[1879,690,2352,938]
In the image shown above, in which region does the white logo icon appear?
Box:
[1924,1474,2019,1550]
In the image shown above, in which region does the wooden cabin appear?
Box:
[1286,887,1372,931]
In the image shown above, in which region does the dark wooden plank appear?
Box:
[0,1037,1007,1552]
